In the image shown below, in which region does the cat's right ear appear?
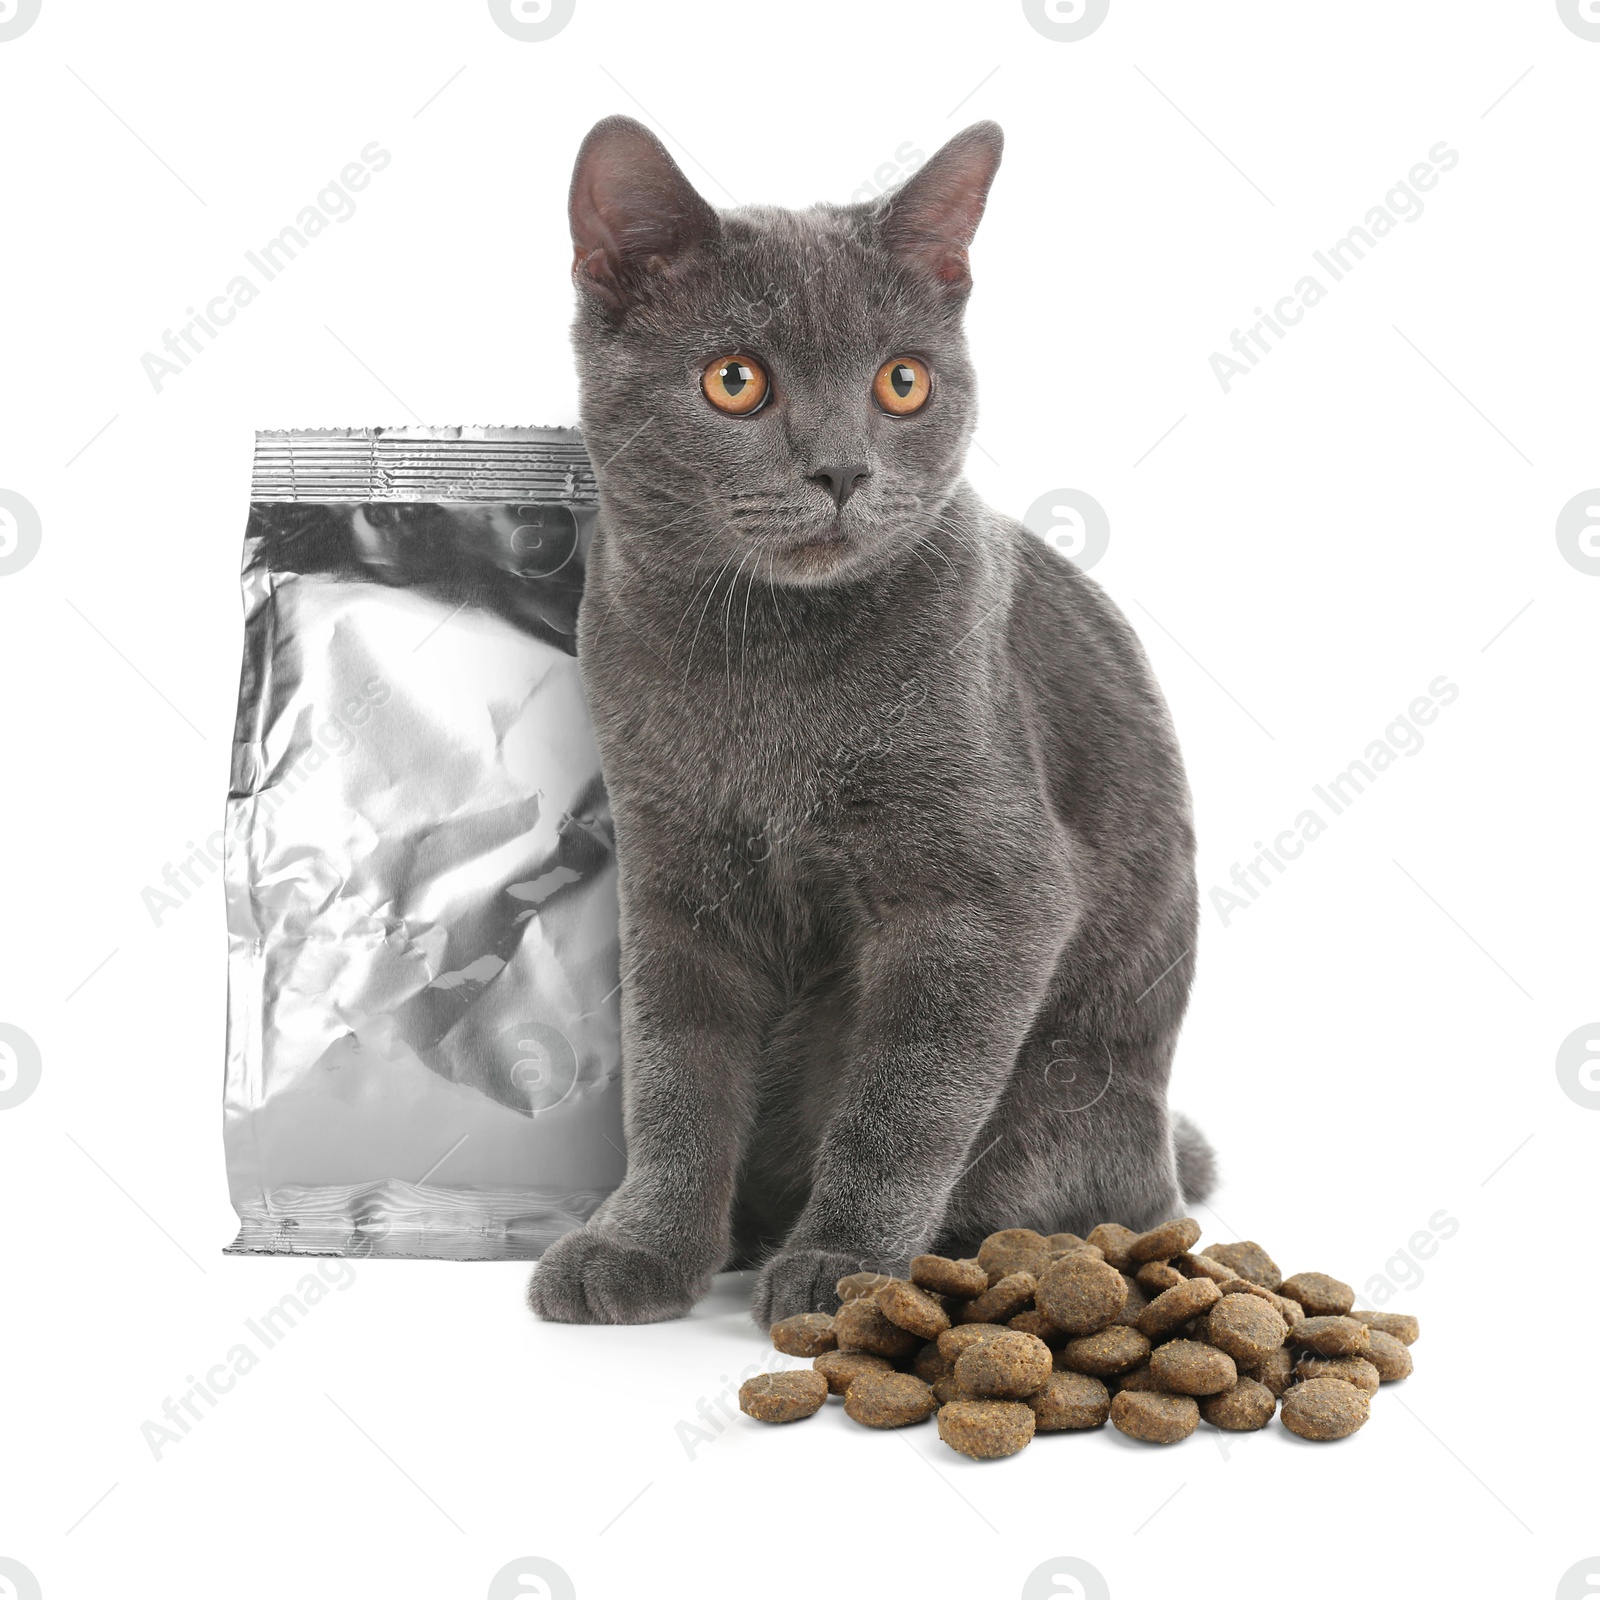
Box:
[569,115,719,313]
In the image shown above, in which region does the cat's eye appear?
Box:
[873,356,932,416]
[702,354,770,415]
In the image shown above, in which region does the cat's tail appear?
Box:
[1173,1112,1217,1205]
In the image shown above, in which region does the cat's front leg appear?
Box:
[752,890,1072,1326]
[528,898,775,1324]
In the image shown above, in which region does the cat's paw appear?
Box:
[750,1248,876,1328]
[527,1226,705,1324]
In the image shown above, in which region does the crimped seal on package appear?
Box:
[224,427,624,1258]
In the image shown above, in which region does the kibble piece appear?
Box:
[1294,1354,1380,1394]
[913,1341,954,1384]
[1295,1316,1370,1357]
[1027,1371,1111,1431]
[739,1369,829,1423]
[1044,1232,1086,1254]
[1086,1222,1140,1270]
[843,1371,938,1428]
[1279,1271,1355,1317]
[813,1350,892,1396]
[1275,1293,1305,1328]
[1137,1276,1221,1339]
[1135,1261,1185,1293]
[1126,1216,1202,1265]
[876,1279,951,1341]
[1057,1325,1151,1378]
[1244,1345,1295,1398]
[937,1323,1009,1362]
[1114,1276,1149,1328]
[1200,1377,1277,1431]
[911,1255,988,1299]
[836,1271,896,1303]
[1201,1241,1282,1291]
[1206,1294,1288,1367]
[1176,1252,1239,1285]
[1035,1253,1128,1335]
[1280,1375,1370,1441]
[953,1329,1053,1399]
[1008,1309,1067,1346]
[1115,1365,1161,1393]
[937,1400,1036,1459]
[959,1271,1038,1325]
[835,1297,921,1359]
[770,1313,837,1358]
[1364,1328,1414,1382]
[932,1372,979,1405]
[977,1228,1052,1285]
[1110,1390,1200,1443]
[1149,1339,1237,1396]
[1352,1310,1420,1345]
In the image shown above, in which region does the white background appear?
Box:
[1,2,1596,1597]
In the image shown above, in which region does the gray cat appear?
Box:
[528,115,1213,1329]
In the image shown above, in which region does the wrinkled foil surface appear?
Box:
[224,428,624,1258]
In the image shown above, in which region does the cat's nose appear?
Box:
[810,463,870,508]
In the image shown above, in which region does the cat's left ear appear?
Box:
[879,121,1003,295]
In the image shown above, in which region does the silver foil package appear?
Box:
[224,427,624,1258]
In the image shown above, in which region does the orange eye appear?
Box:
[873,356,932,415]
[702,354,770,415]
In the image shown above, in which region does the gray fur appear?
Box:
[528,116,1213,1329]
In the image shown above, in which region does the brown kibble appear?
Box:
[1114,1275,1150,1328]
[1364,1328,1414,1382]
[1276,1293,1305,1328]
[813,1350,892,1396]
[1044,1232,1086,1254]
[770,1313,837,1358]
[953,1329,1053,1399]
[1126,1216,1202,1265]
[1114,1364,1162,1393]
[1008,1309,1067,1346]
[1280,1375,1370,1440]
[937,1323,1009,1362]
[1087,1222,1140,1270]
[1205,1294,1288,1367]
[1294,1354,1380,1394]
[1027,1371,1111,1431]
[1135,1260,1185,1293]
[911,1255,988,1299]
[959,1271,1038,1325]
[937,1400,1036,1459]
[1035,1253,1128,1335]
[1149,1339,1237,1396]
[836,1271,896,1303]
[1137,1276,1221,1339]
[876,1279,951,1341]
[1057,1326,1151,1378]
[1279,1271,1355,1317]
[977,1228,1052,1285]
[1110,1390,1199,1443]
[1201,1377,1277,1431]
[843,1371,938,1428]
[1175,1252,1239,1285]
[932,1372,978,1405]
[739,1369,829,1422]
[1295,1316,1370,1357]
[835,1297,921,1359]
[1352,1310,1420,1345]
[913,1341,954,1384]
[1244,1345,1295,1398]
[1201,1241,1282,1290]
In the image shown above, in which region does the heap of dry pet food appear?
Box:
[740,1218,1418,1459]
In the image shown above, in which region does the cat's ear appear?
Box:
[569,115,720,312]
[879,121,1003,294]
